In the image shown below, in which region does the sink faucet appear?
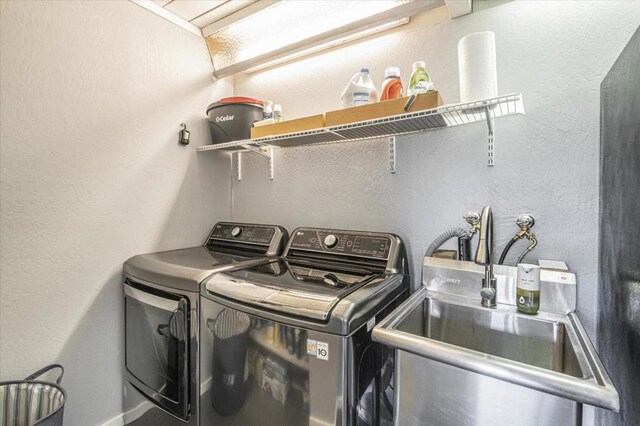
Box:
[474,206,496,307]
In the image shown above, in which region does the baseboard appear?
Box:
[99,400,152,426]
[102,379,206,426]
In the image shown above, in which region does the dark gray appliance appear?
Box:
[598,27,640,426]
[122,222,287,426]
[200,227,410,426]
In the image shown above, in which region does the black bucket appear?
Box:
[208,310,251,416]
[206,97,264,144]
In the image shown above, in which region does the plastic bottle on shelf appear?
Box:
[266,321,275,343]
[274,323,282,348]
[408,61,434,95]
[341,67,378,108]
[263,100,274,119]
[380,66,403,101]
[273,104,283,122]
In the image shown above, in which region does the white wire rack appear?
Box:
[198,93,524,176]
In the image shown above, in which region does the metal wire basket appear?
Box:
[0,364,66,426]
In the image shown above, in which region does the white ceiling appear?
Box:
[150,0,264,33]
[134,0,470,76]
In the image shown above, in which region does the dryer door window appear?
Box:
[125,281,189,420]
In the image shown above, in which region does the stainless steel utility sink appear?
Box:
[373,287,619,426]
[395,295,583,378]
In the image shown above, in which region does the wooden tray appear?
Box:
[325,92,444,127]
[251,114,325,139]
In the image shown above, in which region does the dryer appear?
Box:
[122,222,287,425]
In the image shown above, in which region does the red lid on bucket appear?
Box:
[207,96,264,113]
[219,97,264,106]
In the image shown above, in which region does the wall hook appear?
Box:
[179,123,190,145]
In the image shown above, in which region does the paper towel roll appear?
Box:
[458,31,498,103]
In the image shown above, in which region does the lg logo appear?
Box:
[215,115,234,122]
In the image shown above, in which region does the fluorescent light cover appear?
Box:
[205,0,441,77]
[244,18,410,74]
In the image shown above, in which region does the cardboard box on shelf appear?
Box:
[325,91,444,127]
[250,114,325,139]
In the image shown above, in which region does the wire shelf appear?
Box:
[197,93,524,153]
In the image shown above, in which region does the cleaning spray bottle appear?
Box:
[404,61,436,111]
[380,66,403,101]
[408,61,433,95]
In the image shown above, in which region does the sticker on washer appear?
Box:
[316,341,329,361]
[307,339,329,361]
[307,339,317,356]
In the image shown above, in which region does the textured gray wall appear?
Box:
[597,27,640,426]
[230,1,640,345]
[0,2,231,424]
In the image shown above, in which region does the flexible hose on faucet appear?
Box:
[425,228,470,257]
[498,214,537,265]
[498,237,519,265]
[516,237,538,264]
[517,247,533,264]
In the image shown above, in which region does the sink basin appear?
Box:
[395,296,583,378]
[372,288,619,426]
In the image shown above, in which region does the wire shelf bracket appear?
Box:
[389,136,397,173]
[234,146,274,180]
[485,105,495,166]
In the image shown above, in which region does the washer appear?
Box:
[200,227,409,425]
[122,222,287,425]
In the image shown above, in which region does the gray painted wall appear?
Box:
[230,1,640,346]
[597,27,640,426]
[0,2,231,424]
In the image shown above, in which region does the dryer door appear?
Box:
[124,280,189,420]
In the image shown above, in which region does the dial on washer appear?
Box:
[231,226,243,238]
[324,234,338,248]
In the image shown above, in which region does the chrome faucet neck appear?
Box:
[474,206,493,265]
[475,206,496,307]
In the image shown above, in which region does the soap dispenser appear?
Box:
[516,263,541,314]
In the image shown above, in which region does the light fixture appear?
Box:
[244,18,410,74]
[205,0,443,78]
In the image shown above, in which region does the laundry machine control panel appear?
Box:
[288,228,392,260]
[208,223,275,244]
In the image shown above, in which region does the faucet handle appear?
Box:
[480,279,497,307]
[516,214,535,231]
[464,211,480,226]
[480,286,496,301]
[464,211,481,235]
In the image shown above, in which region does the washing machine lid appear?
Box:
[204,258,389,321]
[124,247,274,292]
[123,222,288,292]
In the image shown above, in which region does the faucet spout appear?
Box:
[474,206,493,266]
[475,206,496,307]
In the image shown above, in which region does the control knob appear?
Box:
[324,234,338,248]
[231,226,243,238]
